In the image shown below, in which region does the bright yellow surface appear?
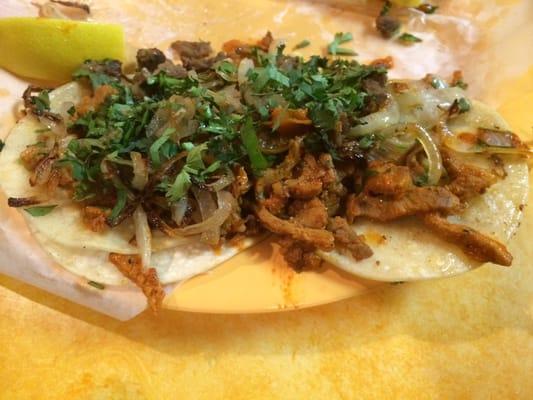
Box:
[0,18,124,82]
[1,0,533,398]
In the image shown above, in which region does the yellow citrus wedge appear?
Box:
[0,17,125,82]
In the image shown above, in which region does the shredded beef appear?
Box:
[108,253,165,313]
[279,237,322,271]
[347,187,460,222]
[327,217,373,261]
[136,48,166,72]
[423,213,512,266]
[442,149,498,201]
[256,205,334,251]
[289,198,329,229]
[172,40,225,71]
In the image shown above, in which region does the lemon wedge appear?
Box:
[0,17,125,82]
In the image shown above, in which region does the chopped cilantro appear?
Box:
[149,128,176,167]
[108,189,128,224]
[328,32,355,56]
[293,39,311,50]
[24,205,57,217]
[32,90,51,113]
[380,0,392,16]
[166,168,192,202]
[88,281,105,290]
[398,33,423,44]
[457,97,471,113]
[240,116,268,173]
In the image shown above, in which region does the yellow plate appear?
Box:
[164,238,381,313]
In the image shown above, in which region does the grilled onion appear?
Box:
[409,123,443,185]
[133,206,152,269]
[176,191,234,239]
[349,95,400,137]
[131,151,148,190]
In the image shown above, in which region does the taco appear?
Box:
[0,34,528,311]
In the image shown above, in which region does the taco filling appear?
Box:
[0,32,529,310]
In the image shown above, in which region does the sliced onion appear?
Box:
[349,95,400,137]
[408,123,443,185]
[133,206,152,269]
[206,172,234,192]
[444,135,533,156]
[176,191,234,238]
[171,197,189,226]
[238,58,254,87]
[130,151,148,190]
[193,188,219,244]
[38,116,67,137]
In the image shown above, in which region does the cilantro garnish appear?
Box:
[397,33,423,45]
[293,39,310,50]
[24,205,57,217]
[328,32,357,56]
[240,116,269,173]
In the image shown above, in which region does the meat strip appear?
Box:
[346,187,460,222]
[256,205,334,251]
[278,237,322,271]
[108,254,165,313]
[327,217,373,261]
[136,48,166,72]
[442,149,497,201]
[422,213,512,266]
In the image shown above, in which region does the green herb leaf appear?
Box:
[186,143,207,171]
[216,60,237,82]
[24,205,57,217]
[32,90,51,113]
[452,79,468,90]
[328,32,354,55]
[397,32,423,44]
[88,281,105,290]
[457,97,471,113]
[332,48,358,56]
[166,169,192,202]
[108,189,128,223]
[293,39,311,50]
[149,128,175,167]
[240,116,268,173]
[380,0,392,16]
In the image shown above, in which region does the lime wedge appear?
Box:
[0,17,124,82]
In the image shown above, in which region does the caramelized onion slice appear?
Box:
[133,206,152,269]
[176,191,234,238]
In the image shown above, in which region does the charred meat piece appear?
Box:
[136,48,166,72]
[327,217,373,261]
[347,187,460,222]
[347,162,461,222]
[376,15,401,39]
[364,162,413,197]
[256,205,334,251]
[172,40,225,71]
[289,198,329,229]
[442,149,498,202]
[108,254,165,313]
[279,237,322,271]
[22,86,61,122]
[423,213,512,266]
